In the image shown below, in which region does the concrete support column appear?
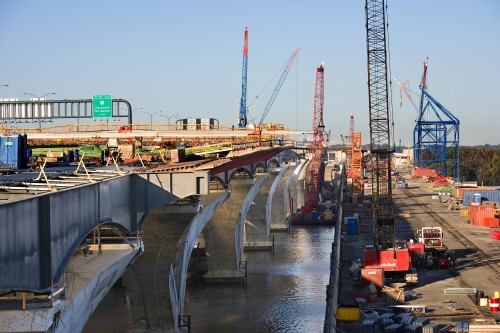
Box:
[203,174,269,282]
[244,172,276,249]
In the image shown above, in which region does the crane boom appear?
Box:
[420,56,429,90]
[306,64,326,209]
[393,77,419,113]
[258,48,300,126]
[365,0,394,248]
[238,27,249,128]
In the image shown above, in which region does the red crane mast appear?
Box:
[306,64,326,209]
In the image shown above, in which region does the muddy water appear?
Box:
[84,225,334,333]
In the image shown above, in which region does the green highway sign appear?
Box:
[92,95,112,118]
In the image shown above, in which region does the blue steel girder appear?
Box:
[0,172,204,292]
[414,89,460,178]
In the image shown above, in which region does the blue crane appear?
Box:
[414,57,460,179]
[257,48,300,128]
[238,27,249,128]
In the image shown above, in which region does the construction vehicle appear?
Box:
[361,0,417,285]
[410,227,455,269]
[291,64,333,225]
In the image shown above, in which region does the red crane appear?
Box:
[420,56,429,91]
[346,114,354,179]
[306,64,326,209]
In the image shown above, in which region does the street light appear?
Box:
[160,113,179,130]
[23,92,56,128]
[143,110,162,130]
[23,92,56,99]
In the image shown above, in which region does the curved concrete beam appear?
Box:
[237,175,270,257]
[296,158,311,209]
[169,192,229,326]
[265,166,289,234]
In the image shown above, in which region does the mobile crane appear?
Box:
[362,0,417,285]
[291,64,333,225]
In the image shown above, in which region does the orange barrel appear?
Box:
[489,297,499,312]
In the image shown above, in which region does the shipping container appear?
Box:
[483,217,500,228]
[455,187,495,200]
[412,168,436,177]
[0,134,27,169]
[470,205,495,226]
[462,189,500,206]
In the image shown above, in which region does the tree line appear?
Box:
[460,145,500,186]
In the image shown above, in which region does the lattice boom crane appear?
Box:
[306,64,326,209]
[363,0,416,285]
[238,27,249,128]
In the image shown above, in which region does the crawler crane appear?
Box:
[292,64,332,225]
[362,0,416,285]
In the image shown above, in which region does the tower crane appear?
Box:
[363,0,416,284]
[238,27,249,128]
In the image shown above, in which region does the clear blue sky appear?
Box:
[1,1,499,146]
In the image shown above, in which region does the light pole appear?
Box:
[0,86,8,130]
[143,110,162,130]
[160,113,179,130]
[23,92,56,128]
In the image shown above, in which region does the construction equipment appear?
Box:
[291,64,332,225]
[416,227,447,252]
[414,57,460,179]
[238,27,249,128]
[411,227,456,269]
[306,64,326,209]
[362,0,416,285]
[255,48,300,140]
[346,115,354,179]
[345,114,363,202]
[351,131,363,200]
[393,76,418,113]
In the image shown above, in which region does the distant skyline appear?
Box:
[1,1,499,146]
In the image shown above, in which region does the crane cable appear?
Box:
[247,52,297,122]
